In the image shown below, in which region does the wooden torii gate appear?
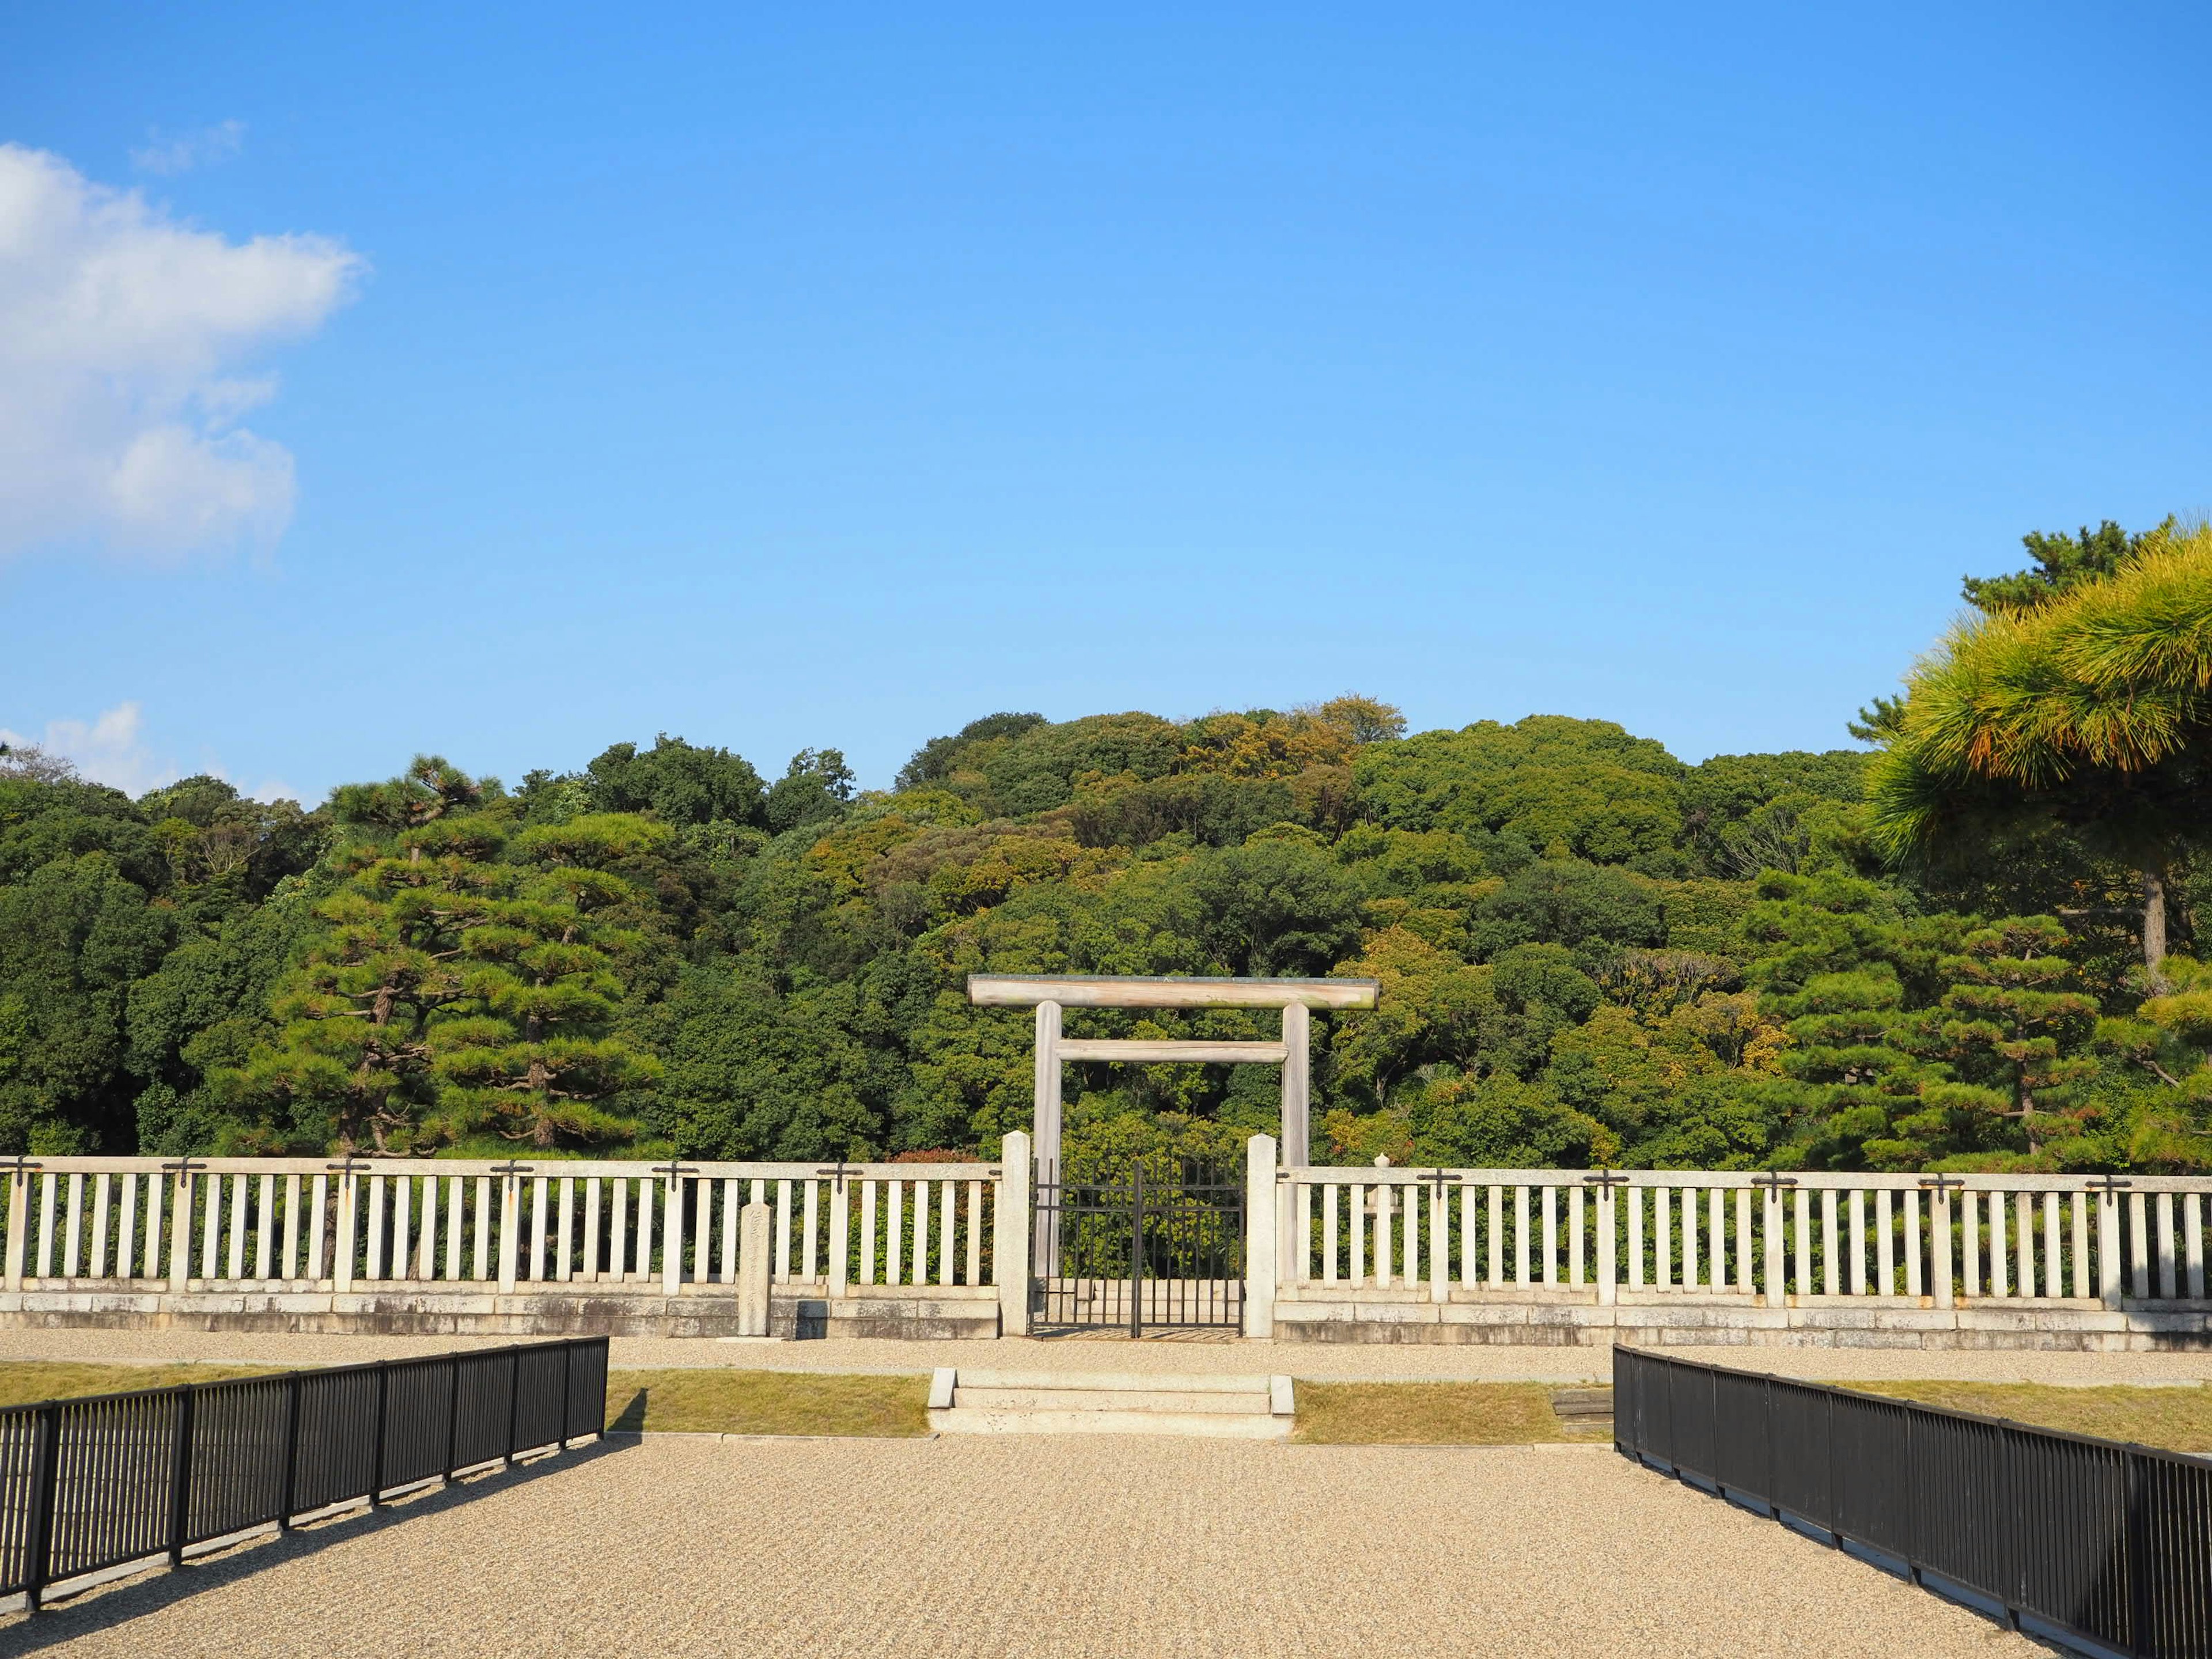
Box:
[964,974,1381,1173]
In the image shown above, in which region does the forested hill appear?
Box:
[1,692,2202,1175]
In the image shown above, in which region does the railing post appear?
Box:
[1243,1134,1278,1339]
[997,1131,1031,1337]
[22,1401,59,1612]
[442,1354,461,1484]
[166,1383,194,1568]
[278,1372,302,1532]
[370,1363,388,1508]
[559,1340,573,1452]
[2125,1448,2151,1656]
[1902,1401,1919,1581]
[503,1347,521,1468]
[1128,1157,1143,1339]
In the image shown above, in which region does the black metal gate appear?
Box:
[1032,1157,1244,1334]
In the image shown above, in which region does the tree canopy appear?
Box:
[11,526,2212,1175]
[1869,518,2212,979]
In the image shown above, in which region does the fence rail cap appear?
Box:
[0,1156,1007,1179]
[1277,1165,2212,1191]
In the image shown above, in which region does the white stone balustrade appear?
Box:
[0,1156,1007,1303]
[5,1151,2209,1346]
[1278,1167,2212,1312]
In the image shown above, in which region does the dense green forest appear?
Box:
[9,518,2212,1176]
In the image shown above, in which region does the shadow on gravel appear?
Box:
[0,1435,634,1656]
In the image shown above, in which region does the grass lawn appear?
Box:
[0,1361,278,1407]
[604,1369,930,1437]
[1290,1381,1578,1444]
[1,1362,2199,1454]
[0,1361,929,1439]
[1840,1380,2212,1454]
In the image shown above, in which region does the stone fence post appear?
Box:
[1244,1134,1277,1339]
[2099,1187,2125,1307]
[997,1131,1031,1337]
[1762,1184,1786,1309]
[1594,1181,1617,1308]
[1931,1185,1955,1310]
[3,1164,28,1292]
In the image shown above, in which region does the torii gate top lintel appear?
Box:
[967,975,1379,1169]
[966,974,1378,1011]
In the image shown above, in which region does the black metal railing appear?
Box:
[1614,1346,2212,1657]
[0,1337,608,1611]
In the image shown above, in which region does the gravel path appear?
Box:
[0,1437,2031,1658]
[1,1326,2206,1385]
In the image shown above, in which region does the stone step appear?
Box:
[931,1406,1291,1439]
[1550,1386,1615,1437]
[955,1369,1273,1394]
[926,1369,1296,1439]
[1550,1387,1614,1417]
[955,1387,1268,1414]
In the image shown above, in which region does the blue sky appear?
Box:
[3,6,2207,801]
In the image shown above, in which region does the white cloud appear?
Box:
[3,703,304,804]
[0,702,177,796]
[130,120,247,177]
[0,143,363,563]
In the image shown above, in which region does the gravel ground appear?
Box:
[1,1326,2207,1385]
[0,1437,2032,1658]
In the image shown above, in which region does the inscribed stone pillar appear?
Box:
[737,1200,772,1337]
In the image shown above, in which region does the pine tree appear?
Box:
[1870,518,2212,981]
[219,761,662,1154]
[427,815,665,1149]
[222,810,499,1152]
[1916,918,2099,1157]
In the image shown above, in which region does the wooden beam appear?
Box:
[967,975,1378,1010]
[1054,1039,1289,1064]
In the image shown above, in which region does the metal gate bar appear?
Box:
[1032,1157,1243,1335]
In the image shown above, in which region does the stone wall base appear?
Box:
[0,1285,1002,1341]
[1272,1291,2212,1350]
[7,1283,2206,1350]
